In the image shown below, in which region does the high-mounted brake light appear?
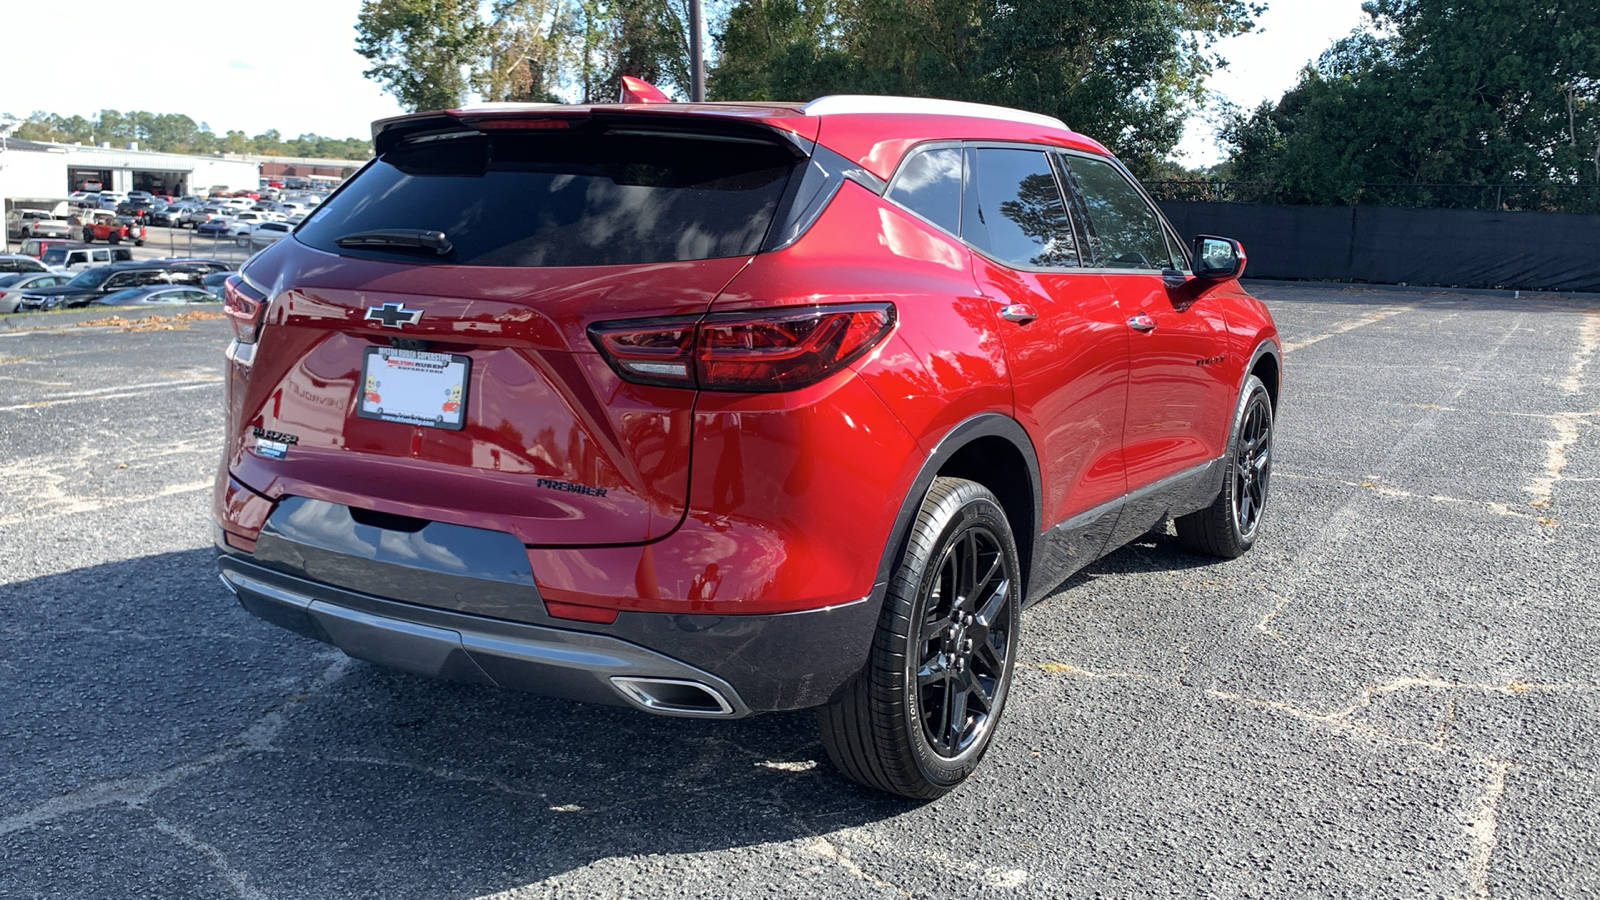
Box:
[470,118,572,130]
[589,304,896,393]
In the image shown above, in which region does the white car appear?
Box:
[7,211,72,240]
[245,221,293,248]
[223,197,255,211]
[97,192,126,210]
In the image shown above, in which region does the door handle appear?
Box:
[1128,313,1157,332]
[998,303,1038,324]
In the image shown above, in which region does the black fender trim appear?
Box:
[872,413,1043,601]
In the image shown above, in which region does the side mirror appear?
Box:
[1191,235,1246,281]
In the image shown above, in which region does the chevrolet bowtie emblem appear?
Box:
[365,303,423,329]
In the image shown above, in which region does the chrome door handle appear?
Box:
[998,304,1038,324]
[1128,313,1157,332]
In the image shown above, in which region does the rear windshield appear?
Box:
[297,128,797,267]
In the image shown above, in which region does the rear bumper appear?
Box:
[216,530,879,716]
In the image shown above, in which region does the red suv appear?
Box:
[215,92,1280,798]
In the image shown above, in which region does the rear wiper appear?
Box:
[335,229,453,256]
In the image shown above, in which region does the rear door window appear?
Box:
[961,147,1079,269]
[1057,155,1178,271]
[886,147,963,235]
[298,127,799,267]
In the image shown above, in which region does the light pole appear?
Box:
[689,0,705,102]
[0,119,17,255]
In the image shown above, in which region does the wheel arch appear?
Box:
[1246,337,1281,412]
[873,413,1042,601]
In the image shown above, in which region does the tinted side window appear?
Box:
[1059,155,1176,271]
[886,147,962,234]
[962,148,1078,269]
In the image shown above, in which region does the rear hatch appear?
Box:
[228,113,809,546]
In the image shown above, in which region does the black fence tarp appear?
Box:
[1158,201,1600,292]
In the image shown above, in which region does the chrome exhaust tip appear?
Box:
[611,676,737,718]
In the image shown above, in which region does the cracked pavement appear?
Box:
[1,284,1597,898]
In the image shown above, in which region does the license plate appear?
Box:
[356,347,471,430]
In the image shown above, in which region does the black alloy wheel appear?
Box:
[914,522,1014,758]
[817,477,1021,799]
[1232,384,1272,541]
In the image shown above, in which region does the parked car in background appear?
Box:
[19,237,84,260]
[0,272,74,313]
[92,284,220,306]
[146,204,184,227]
[41,244,134,272]
[68,191,95,206]
[72,210,144,244]
[201,271,232,297]
[7,210,72,240]
[195,217,237,239]
[96,192,126,210]
[0,254,50,276]
[18,262,205,310]
[159,257,235,275]
[116,198,157,219]
[245,221,292,248]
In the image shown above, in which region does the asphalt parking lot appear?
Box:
[1,283,1596,899]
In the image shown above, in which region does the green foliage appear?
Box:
[1223,0,1600,208]
[708,0,1263,176]
[355,0,711,108]
[356,0,489,111]
[5,110,371,159]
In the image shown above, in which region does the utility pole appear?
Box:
[689,0,705,102]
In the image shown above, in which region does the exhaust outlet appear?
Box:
[611,676,736,717]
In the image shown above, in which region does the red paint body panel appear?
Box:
[710,183,1012,455]
[970,258,1130,524]
[528,374,922,615]
[1115,272,1238,488]
[225,246,752,546]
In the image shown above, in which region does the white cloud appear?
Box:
[0,0,404,139]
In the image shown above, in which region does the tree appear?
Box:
[355,0,490,111]
[709,0,1264,176]
[1224,0,1600,208]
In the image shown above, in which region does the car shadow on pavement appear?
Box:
[1,548,920,898]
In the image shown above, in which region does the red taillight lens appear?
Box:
[588,318,698,388]
[589,303,895,393]
[223,275,267,345]
[698,304,896,391]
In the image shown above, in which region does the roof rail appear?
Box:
[802,95,1069,131]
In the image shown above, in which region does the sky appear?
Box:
[2,0,1369,165]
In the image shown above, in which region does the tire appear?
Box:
[236,235,250,247]
[817,477,1021,799]
[1175,374,1274,558]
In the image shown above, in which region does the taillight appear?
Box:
[588,317,698,388]
[589,303,895,392]
[223,275,267,345]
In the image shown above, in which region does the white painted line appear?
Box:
[0,378,222,412]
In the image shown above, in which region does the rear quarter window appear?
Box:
[298,128,798,267]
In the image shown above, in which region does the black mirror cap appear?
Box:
[1191,234,1246,281]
